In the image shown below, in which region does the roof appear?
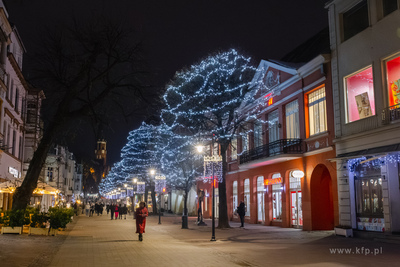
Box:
[280,27,330,63]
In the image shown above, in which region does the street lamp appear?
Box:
[155,175,166,225]
[196,141,219,242]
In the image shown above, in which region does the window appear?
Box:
[345,66,376,122]
[355,177,383,218]
[15,88,19,112]
[268,110,279,143]
[9,79,13,103]
[244,178,250,216]
[233,181,238,213]
[272,177,283,221]
[285,100,299,139]
[385,55,400,107]
[254,123,263,148]
[231,136,237,160]
[19,136,22,159]
[47,167,53,182]
[308,87,327,136]
[2,122,6,148]
[383,0,398,17]
[242,133,249,153]
[257,176,265,222]
[213,142,219,156]
[342,0,369,41]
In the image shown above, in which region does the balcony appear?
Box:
[239,139,303,169]
[382,104,400,125]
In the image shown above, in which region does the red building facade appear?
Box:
[198,54,339,231]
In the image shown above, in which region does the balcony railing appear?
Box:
[239,138,303,164]
[382,104,400,125]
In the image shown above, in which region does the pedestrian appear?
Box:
[135,201,148,241]
[73,202,78,216]
[237,201,246,228]
[90,203,95,217]
[95,202,99,216]
[115,204,119,220]
[85,202,90,217]
[110,203,115,220]
[106,204,110,215]
[100,202,104,215]
[118,204,123,220]
[123,204,128,219]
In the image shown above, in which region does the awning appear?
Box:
[329,143,400,161]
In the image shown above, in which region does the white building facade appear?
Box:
[327,0,400,234]
[0,1,29,211]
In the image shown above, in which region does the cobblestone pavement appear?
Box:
[1,213,400,267]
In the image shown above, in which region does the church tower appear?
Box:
[95,139,107,166]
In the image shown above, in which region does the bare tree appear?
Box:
[13,18,152,210]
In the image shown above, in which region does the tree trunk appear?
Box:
[183,187,188,216]
[12,121,62,210]
[218,143,230,228]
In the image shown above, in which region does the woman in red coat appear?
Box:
[135,202,149,241]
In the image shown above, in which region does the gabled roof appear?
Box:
[280,27,330,63]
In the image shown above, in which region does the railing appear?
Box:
[382,104,400,125]
[239,138,303,164]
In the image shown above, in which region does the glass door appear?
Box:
[291,190,303,227]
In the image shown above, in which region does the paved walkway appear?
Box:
[2,213,400,266]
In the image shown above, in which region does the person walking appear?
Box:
[118,204,123,220]
[85,202,90,217]
[110,203,115,220]
[95,202,99,216]
[100,202,104,215]
[106,204,110,215]
[115,204,119,220]
[90,203,95,217]
[123,204,128,219]
[237,201,246,228]
[135,201,149,241]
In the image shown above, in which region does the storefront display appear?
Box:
[345,66,375,122]
[386,55,400,107]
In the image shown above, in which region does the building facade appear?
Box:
[327,0,400,234]
[196,51,339,231]
[0,1,29,211]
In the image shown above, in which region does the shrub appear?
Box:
[48,207,73,230]
[0,209,30,228]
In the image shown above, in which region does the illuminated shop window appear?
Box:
[345,66,376,122]
[244,178,250,217]
[385,55,400,107]
[271,173,282,221]
[232,181,238,213]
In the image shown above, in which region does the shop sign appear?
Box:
[8,167,19,178]
[264,177,282,186]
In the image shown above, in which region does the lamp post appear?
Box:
[150,169,165,225]
[196,141,219,242]
[155,174,166,225]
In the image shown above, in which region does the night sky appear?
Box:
[5,0,328,165]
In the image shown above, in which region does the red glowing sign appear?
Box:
[264,177,282,186]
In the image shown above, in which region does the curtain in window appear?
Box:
[286,100,299,139]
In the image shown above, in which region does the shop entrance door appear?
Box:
[291,190,303,228]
